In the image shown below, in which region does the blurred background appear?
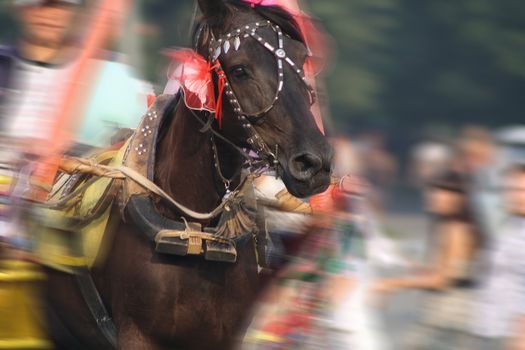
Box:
[3,0,523,179]
[3,0,523,132]
[0,1,524,349]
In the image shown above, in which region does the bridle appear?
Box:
[195,19,317,180]
[209,20,316,116]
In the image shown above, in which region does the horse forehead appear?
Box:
[225,7,262,28]
[219,14,307,57]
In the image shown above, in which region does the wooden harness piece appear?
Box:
[119,94,248,263]
[36,93,261,271]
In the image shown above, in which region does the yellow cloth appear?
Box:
[33,143,127,273]
[0,260,52,349]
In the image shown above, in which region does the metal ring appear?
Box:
[275,48,286,58]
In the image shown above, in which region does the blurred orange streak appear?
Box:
[310,183,336,213]
[31,0,130,201]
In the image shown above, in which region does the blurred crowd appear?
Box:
[0,0,150,346]
[0,1,524,350]
[244,124,525,350]
[0,0,150,232]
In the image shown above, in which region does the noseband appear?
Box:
[200,20,316,167]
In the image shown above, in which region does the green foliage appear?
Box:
[308,0,525,133]
[1,0,523,134]
[0,4,19,44]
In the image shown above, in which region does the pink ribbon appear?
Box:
[242,0,280,8]
[163,49,228,127]
[163,49,216,113]
[163,1,329,134]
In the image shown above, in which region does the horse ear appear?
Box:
[197,0,227,18]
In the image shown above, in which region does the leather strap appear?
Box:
[49,155,247,221]
[74,266,117,349]
[118,165,231,220]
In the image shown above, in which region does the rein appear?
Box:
[117,165,247,220]
[50,156,249,221]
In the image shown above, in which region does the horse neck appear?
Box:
[154,104,242,219]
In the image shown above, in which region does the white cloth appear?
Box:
[330,265,391,350]
[471,217,525,338]
[255,176,310,233]
[3,59,73,141]
[2,57,152,147]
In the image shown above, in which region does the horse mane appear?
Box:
[193,1,305,53]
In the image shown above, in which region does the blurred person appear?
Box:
[0,0,150,155]
[0,0,150,244]
[243,178,368,350]
[471,164,525,350]
[251,137,361,272]
[331,135,362,178]
[322,138,405,350]
[0,1,146,343]
[323,174,394,350]
[244,137,397,350]
[409,137,453,188]
[372,170,486,349]
[353,131,398,216]
[453,125,501,244]
[455,126,496,175]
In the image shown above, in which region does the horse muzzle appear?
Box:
[280,148,333,198]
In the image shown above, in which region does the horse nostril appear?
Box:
[289,152,323,180]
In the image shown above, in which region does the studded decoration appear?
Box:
[130,109,161,157]
[135,143,147,155]
[234,36,241,50]
[213,46,221,61]
[204,20,317,165]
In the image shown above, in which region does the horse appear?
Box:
[44,1,333,349]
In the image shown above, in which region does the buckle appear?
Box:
[204,240,237,263]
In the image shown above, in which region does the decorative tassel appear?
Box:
[215,195,257,239]
[214,68,227,129]
[215,176,257,238]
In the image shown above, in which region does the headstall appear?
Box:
[200,20,317,176]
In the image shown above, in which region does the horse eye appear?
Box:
[229,65,249,79]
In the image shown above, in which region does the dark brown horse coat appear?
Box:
[45,1,332,349]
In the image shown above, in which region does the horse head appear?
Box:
[196,0,333,198]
